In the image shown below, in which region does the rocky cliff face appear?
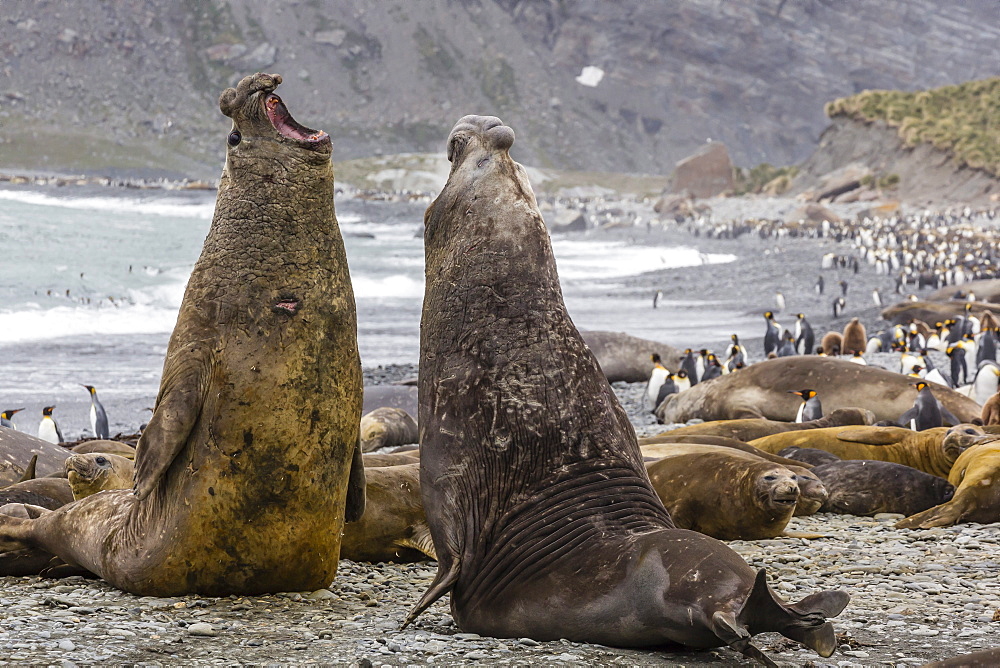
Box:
[0,0,997,179]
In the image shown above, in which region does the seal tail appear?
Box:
[738,569,849,658]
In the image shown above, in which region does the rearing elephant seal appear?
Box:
[0,73,364,596]
[405,115,847,664]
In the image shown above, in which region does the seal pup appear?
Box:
[360,407,418,453]
[811,460,955,516]
[895,441,1000,528]
[64,453,135,501]
[656,356,980,425]
[0,73,365,596]
[340,464,435,563]
[405,115,848,663]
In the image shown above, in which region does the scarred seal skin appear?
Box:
[404,115,848,664]
[0,73,364,596]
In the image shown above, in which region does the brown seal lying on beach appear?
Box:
[404,114,848,664]
[644,448,800,539]
[750,425,991,478]
[895,441,1000,528]
[580,331,681,383]
[655,408,874,442]
[362,451,421,467]
[0,73,365,596]
[778,446,842,466]
[340,463,435,562]
[881,300,1000,327]
[360,407,418,452]
[639,436,810,468]
[656,357,980,425]
[811,460,955,516]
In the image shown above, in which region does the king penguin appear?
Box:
[788,389,822,422]
[37,406,64,444]
[0,408,24,430]
[763,311,780,357]
[794,313,814,355]
[679,349,699,387]
[81,384,110,439]
[899,381,961,430]
[644,354,670,410]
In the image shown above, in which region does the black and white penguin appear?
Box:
[832,297,845,317]
[777,330,797,357]
[700,355,723,381]
[644,354,670,410]
[81,384,110,439]
[672,369,692,394]
[839,280,849,297]
[0,408,24,430]
[763,311,780,356]
[653,290,662,309]
[815,275,824,295]
[898,381,960,430]
[946,345,968,387]
[788,389,822,422]
[872,289,882,307]
[775,291,785,313]
[794,313,815,356]
[679,349,699,387]
[37,406,64,445]
[848,350,867,365]
[654,374,678,410]
[967,362,1000,406]
[978,328,999,365]
[730,333,748,360]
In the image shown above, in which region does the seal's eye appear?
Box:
[96,456,108,466]
[763,475,777,482]
[228,131,242,147]
[965,428,977,434]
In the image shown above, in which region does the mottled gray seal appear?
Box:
[656,356,980,425]
[404,115,847,663]
[811,460,955,516]
[0,73,364,596]
[896,441,1000,528]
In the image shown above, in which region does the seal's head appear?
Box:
[756,467,799,515]
[942,423,996,462]
[218,72,331,170]
[790,468,828,515]
[65,453,134,501]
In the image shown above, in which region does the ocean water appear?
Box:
[0,186,748,438]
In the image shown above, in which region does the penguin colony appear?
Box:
[1,385,111,444]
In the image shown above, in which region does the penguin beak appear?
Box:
[787,390,803,397]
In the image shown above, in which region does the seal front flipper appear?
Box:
[344,441,366,523]
[834,426,908,445]
[133,352,211,500]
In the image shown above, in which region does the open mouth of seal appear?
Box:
[264,94,330,149]
[772,494,798,506]
[272,298,301,315]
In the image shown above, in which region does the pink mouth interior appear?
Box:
[274,299,300,314]
[265,94,328,144]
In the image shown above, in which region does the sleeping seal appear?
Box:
[896,441,1000,528]
[0,73,364,596]
[404,115,848,664]
[811,460,955,516]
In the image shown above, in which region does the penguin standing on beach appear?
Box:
[777,330,797,357]
[832,297,845,318]
[729,333,748,361]
[788,389,822,422]
[947,345,968,388]
[679,349,699,386]
[652,290,662,309]
[37,406,64,445]
[81,384,110,439]
[794,313,815,355]
[775,291,785,313]
[872,289,882,307]
[700,354,723,381]
[814,276,824,295]
[899,381,961,430]
[0,408,24,430]
[645,354,670,410]
[763,311,781,356]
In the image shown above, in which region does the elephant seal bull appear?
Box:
[404,114,847,664]
[750,425,991,478]
[811,460,955,517]
[0,73,364,596]
[895,441,1000,529]
[656,356,980,425]
[656,408,875,441]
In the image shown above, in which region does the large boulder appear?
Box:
[668,142,734,199]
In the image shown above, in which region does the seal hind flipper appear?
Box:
[16,455,38,483]
[344,441,366,523]
[834,426,908,445]
[711,611,778,668]
[895,501,965,529]
[738,569,848,658]
[401,556,460,630]
[133,357,211,500]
